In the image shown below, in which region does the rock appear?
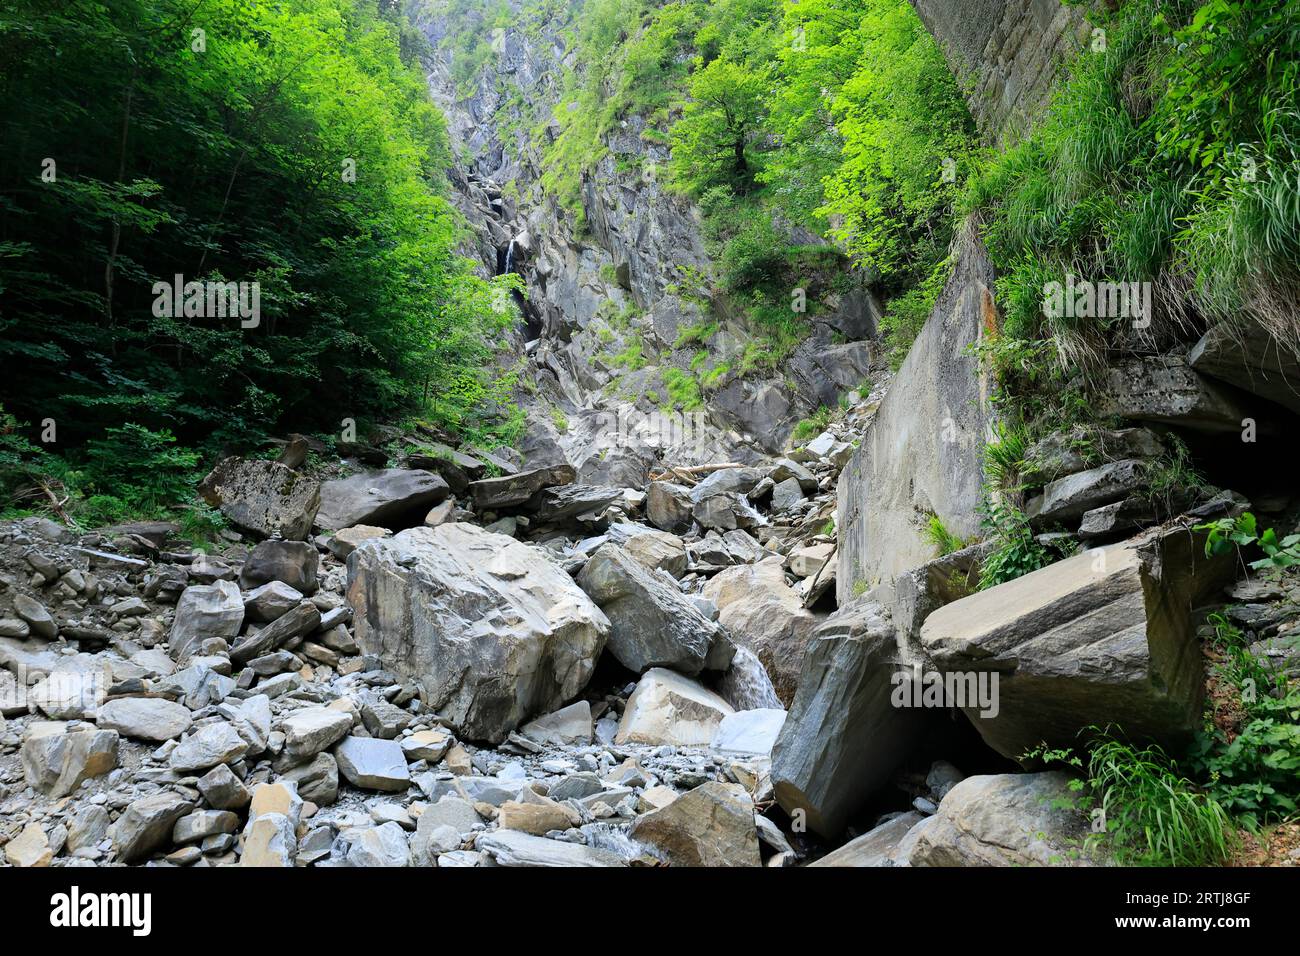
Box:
[96,697,193,742]
[519,700,593,746]
[0,618,30,640]
[770,477,805,513]
[327,525,391,560]
[646,481,693,533]
[247,780,304,828]
[467,464,575,510]
[527,484,624,523]
[693,492,764,532]
[416,796,481,841]
[927,760,967,800]
[771,601,924,839]
[711,708,787,757]
[474,829,626,867]
[577,544,727,676]
[400,729,452,762]
[616,668,734,747]
[629,781,761,867]
[1189,319,1300,415]
[618,527,688,578]
[316,468,450,531]
[112,792,193,864]
[241,581,305,622]
[197,764,250,810]
[347,821,410,867]
[789,542,835,578]
[5,822,52,867]
[281,707,353,762]
[170,581,244,661]
[920,528,1233,761]
[13,593,57,639]
[905,773,1091,866]
[280,753,339,806]
[359,694,412,739]
[548,773,604,801]
[173,810,239,844]
[169,721,249,773]
[199,456,321,540]
[1077,496,1157,538]
[835,232,994,602]
[1025,459,1146,524]
[27,663,109,719]
[498,793,579,835]
[21,727,119,798]
[334,736,410,791]
[241,812,296,867]
[67,804,112,854]
[1097,354,1256,433]
[239,539,319,594]
[347,524,609,744]
[702,557,816,705]
[810,811,925,867]
[716,646,784,711]
[229,602,321,665]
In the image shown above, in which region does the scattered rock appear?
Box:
[630,781,761,867]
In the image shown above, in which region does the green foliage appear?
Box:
[1193,687,1300,828]
[792,406,832,442]
[660,367,702,410]
[1198,511,1300,572]
[982,420,1031,495]
[0,0,513,471]
[977,500,1051,590]
[924,514,967,557]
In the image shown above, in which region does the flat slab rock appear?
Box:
[316,469,449,530]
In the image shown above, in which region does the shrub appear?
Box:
[977,500,1051,589]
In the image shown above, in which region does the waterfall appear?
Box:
[504,238,516,274]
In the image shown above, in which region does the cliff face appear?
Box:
[909,0,1090,142]
[408,0,880,467]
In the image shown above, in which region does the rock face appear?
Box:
[702,556,817,704]
[771,601,924,839]
[1097,354,1253,432]
[836,231,995,602]
[577,544,727,676]
[317,469,450,530]
[347,523,609,743]
[629,781,761,867]
[1189,319,1300,414]
[199,457,320,540]
[616,668,734,747]
[905,773,1091,866]
[920,527,1233,761]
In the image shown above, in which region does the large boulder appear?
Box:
[22,725,119,798]
[646,481,693,533]
[702,557,817,704]
[317,469,449,531]
[347,523,609,744]
[835,231,995,602]
[919,525,1234,761]
[615,668,734,747]
[95,698,193,742]
[238,540,318,594]
[199,457,320,540]
[1096,354,1254,433]
[629,781,761,867]
[475,829,626,867]
[1189,320,1300,415]
[904,773,1092,866]
[169,581,244,662]
[467,464,576,510]
[771,601,925,839]
[577,544,729,676]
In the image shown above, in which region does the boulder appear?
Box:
[238,539,319,594]
[646,481,693,533]
[4,822,52,867]
[1025,459,1146,524]
[279,753,339,806]
[198,764,250,810]
[169,581,244,661]
[578,544,729,675]
[346,822,410,867]
[241,581,305,623]
[810,811,925,867]
[616,668,734,747]
[334,736,410,792]
[475,829,626,867]
[1189,320,1300,415]
[692,492,764,532]
[702,557,817,704]
[527,484,624,523]
[316,469,450,530]
[199,457,320,540]
[519,700,593,746]
[280,707,353,763]
[629,781,761,867]
[95,697,193,742]
[616,527,688,578]
[467,464,576,510]
[919,527,1233,761]
[326,524,390,560]
[1097,354,1254,432]
[711,708,787,757]
[169,721,249,773]
[21,726,119,798]
[771,601,924,839]
[905,773,1091,866]
[13,594,56,639]
[241,812,297,867]
[229,602,320,666]
[112,792,193,863]
[347,524,609,744]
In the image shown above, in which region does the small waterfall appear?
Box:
[504,238,516,274]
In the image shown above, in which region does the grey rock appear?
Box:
[467,464,575,510]
[112,792,193,864]
[646,481,693,533]
[629,781,761,867]
[197,763,250,810]
[334,736,410,792]
[279,753,339,806]
[170,581,244,662]
[169,721,249,773]
[346,821,410,867]
[316,469,450,531]
[239,540,319,594]
[95,697,193,742]
[1026,459,1146,524]
[199,456,320,540]
[22,727,119,798]
[475,829,626,867]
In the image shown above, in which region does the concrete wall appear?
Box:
[910,0,1092,141]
